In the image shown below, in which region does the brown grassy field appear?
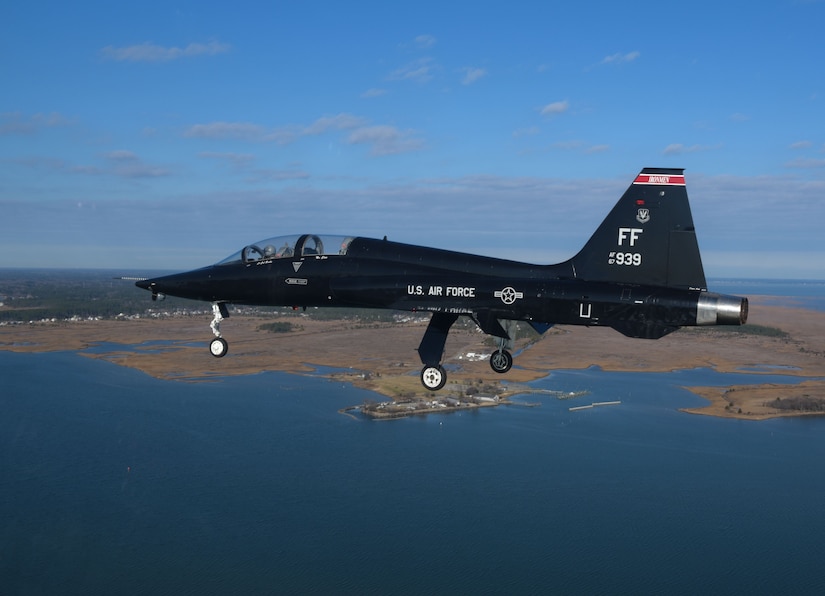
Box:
[2,296,823,419]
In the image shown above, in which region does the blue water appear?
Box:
[710,278,825,310]
[3,348,825,595]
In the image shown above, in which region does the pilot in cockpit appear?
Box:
[277,242,293,258]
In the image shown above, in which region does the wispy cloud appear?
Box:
[183,122,272,141]
[100,40,231,62]
[361,88,388,98]
[600,50,640,65]
[512,126,540,138]
[185,121,300,144]
[199,152,257,167]
[184,113,423,157]
[460,67,487,85]
[552,140,585,151]
[540,100,569,116]
[101,150,170,178]
[0,111,70,135]
[785,157,825,168]
[662,143,719,155]
[198,152,310,181]
[789,140,813,150]
[414,34,436,49]
[388,58,435,83]
[247,167,311,182]
[11,148,170,178]
[347,126,424,156]
[302,114,367,135]
[516,140,609,157]
[46,150,172,178]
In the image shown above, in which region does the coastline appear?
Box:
[2,296,824,420]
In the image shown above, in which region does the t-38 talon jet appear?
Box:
[136,168,748,391]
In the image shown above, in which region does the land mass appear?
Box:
[2,296,824,420]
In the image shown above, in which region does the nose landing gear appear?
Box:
[208,302,230,358]
[210,337,228,358]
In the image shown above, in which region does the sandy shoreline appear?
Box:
[2,296,824,419]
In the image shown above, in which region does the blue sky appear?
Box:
[2,0,824,278]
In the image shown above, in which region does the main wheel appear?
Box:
[420,365,447,391]
[209,337,228,358]
[489,349,513,374]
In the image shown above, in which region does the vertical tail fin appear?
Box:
[568,168,707,290]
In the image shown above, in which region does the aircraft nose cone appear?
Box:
[132,268,219,301]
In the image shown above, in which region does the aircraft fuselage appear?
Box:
[140,236,744,339]
[135,168,749,391]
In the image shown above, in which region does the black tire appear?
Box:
[489,349,513,374]
[420,365,447,391]
[209,337,228,358]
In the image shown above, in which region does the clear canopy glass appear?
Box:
[216,234,355,265]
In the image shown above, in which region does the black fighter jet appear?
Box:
[136,168,748,390]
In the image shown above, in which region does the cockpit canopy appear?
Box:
[216,234,355,265]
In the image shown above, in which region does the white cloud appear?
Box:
[183,122,267,141]
[102,150,170,178]
[414,34,437,49]
[247,167,311,182]
[540,100,569,116]
[789,140,813,150]
[552,140,585,151]
[388,58,435,83]
[601,51,640,65]
[105,150,139,162]
[347,125,424,156]
[199,152,256,168]
[460,67,487,85]
[11,149,169,179]
[512,127,540,138]
[6,172,824,277]
[302,113,366,135]
[785,157,825,168]
[100,40,230,62]
[183,114,425,157]
[0,111,70,135]
[361,88,388,98]
[182,124,294,144]
[662,143,719,155]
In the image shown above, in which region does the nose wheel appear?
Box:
[208,302,230,358]
[209,337,228,358]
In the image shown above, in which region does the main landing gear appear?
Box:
[417,313,515,391]
[208,302,230,358]
[489,347,513,374]
[417,313,457,391]
[421,365,447,391]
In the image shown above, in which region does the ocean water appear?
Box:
[710,278,825,310]
[3,347,825,595]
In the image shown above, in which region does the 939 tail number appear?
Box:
[608,252,642,266]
